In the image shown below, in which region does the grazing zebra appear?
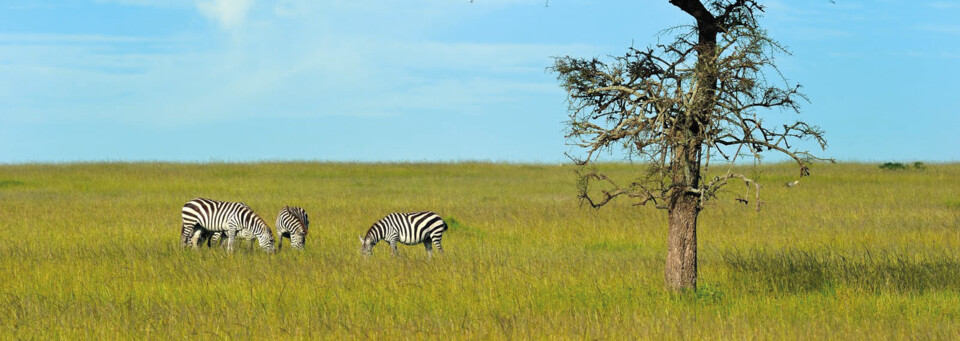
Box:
[276,206,309,251]
[199,206,308,251]
[359,211,449,256]
[180,198,276,253]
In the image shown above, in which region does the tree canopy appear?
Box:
[554,0,830,212]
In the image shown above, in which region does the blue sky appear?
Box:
[0,0,957,163]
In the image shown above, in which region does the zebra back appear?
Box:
[278,206,309,235]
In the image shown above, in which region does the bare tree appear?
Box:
[552,0,831,291]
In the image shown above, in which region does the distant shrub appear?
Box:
[879,162,926,171]
[879,162,907,170]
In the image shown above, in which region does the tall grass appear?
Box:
[0,162,958,339]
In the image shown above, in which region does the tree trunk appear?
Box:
[665,190,700,290]
[664,0,717,292]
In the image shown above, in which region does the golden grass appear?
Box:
[0,162,958,339]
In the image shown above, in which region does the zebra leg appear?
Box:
[389,241,399,257]
[226,229,237,252]
[181,224,196,247]
[423,241,433,258]
[218,232,228,248]
[210,232,222,248]
[190,229,205,248]
[433,236,444,254]
[195,230,202,246]
[196,230,217,248]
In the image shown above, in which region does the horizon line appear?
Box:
[0,159,955,166]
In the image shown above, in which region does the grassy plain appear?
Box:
[0,162,958,339]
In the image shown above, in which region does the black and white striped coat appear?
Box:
[201,206,309,251]
[194,202,256,249]
[180,198,275,252]
[276,206,309,251]
[359,211,448,256]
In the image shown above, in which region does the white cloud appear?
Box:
[0,0,599,127]
[195,0,253,31]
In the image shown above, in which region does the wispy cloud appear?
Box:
[195,0,253,31]
[0,0,595,127]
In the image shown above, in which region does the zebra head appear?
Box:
[290,233,306,250]
[359,235,374,255]
[253,220,276,253]
[263,228,276,253]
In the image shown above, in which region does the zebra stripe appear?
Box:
[276,206,309,251]
[359,211,448,256]
[196,228,257,249]
[198,201,255,248]
[180,198,276,252]
[191,201,253,248]
[203,206,308,251]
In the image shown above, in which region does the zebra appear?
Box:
[180,198,276,253]
[276,206,309,251]
[197,206,309,251]
[359,211,449,256]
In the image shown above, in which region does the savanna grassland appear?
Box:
[0,162,958,339]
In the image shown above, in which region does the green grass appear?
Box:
[0,162,958,339]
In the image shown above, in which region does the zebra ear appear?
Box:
[359,235,364,244]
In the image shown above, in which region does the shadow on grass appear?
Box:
[0,180,24,188]
[722,249,960,294]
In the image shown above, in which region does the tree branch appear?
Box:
[669,0,715,24]
[554,0,830,211]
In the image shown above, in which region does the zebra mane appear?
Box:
[363,222,381,243]
[248,208,272,235]
[285,206,308,235]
